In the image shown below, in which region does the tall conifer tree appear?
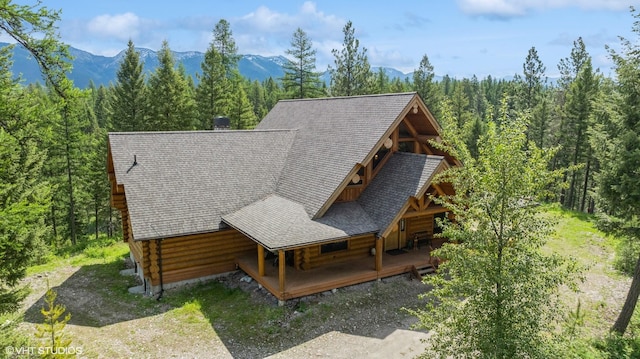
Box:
[282,28,323,99]
[329,21,372,96]
[147,41,196,131]
[110,40,146,132]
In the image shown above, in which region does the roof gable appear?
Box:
[358,152,445,237]
[256,92,418,217]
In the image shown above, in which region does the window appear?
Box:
[399,121,411,138]
[372,147,389,170]
[398,141,414,153]
[321,240,348,254]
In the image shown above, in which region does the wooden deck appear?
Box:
[236,245,437,301]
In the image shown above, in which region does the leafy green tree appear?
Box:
[35,287,73,359]
[412,99,576,358]
[329,21,372,96]
[596,7,640,335]
[147,40,197,131]
[0,45,51,315]
[110,40,146,132]
[282,27,323,99]
[0,0,71,94]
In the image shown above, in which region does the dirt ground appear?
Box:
[17,262,433,359]
[15,237,630,359]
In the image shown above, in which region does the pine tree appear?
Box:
[0,47,51,315]
[596,7,640,334]
[147,40,197,131]
[282,28,323,99]
[263,77,282,112]
[413,54,442,117]
[110,40,146,132]
[35,287,73,359]
[520,46,548,146]
[196,33,232,129]
[564,59,599,210]
[329,21,373,96]
[228,75,257,129]
[213,19,240,76]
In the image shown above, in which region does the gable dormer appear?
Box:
[331,94,456,207]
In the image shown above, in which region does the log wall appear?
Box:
[406,215,434,239]
[143,230,255,286]
[293,234,376,270]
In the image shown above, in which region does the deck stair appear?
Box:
[410,264,435,280]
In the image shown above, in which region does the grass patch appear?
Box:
[163,282,285,344]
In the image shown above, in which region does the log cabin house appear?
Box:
[107,92,458,303]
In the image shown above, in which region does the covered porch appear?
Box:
[236,240,443,302]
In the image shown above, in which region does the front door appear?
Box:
[385,225,400,251]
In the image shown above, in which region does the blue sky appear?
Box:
[6,1,639,78]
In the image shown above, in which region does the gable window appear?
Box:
[372,147,390,170]
[398,141,414,153]
[399,121,411,138]
[321,240,348,254]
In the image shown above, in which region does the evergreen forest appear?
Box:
[2,1,640,357]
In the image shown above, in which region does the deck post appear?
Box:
[375,237,383,272]
[278,250,285,300]
[258,245,265,276]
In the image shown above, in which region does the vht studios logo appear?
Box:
[5,346,84,356]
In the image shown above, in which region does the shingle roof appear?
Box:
[222,195,378,251]
[358,152,444,235]
[109,130,296,240]
[256,92,418,217]
[108,93,440,246]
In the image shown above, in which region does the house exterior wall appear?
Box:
[141,229,256,287]
[406,215,434,241]
[293,233,376,270]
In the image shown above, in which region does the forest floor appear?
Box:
[14,207,635,359]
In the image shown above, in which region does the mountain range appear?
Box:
[0,42,414,88]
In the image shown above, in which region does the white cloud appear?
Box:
[234,2,345,58]
[87,12,144,40]
[457,0,640,17]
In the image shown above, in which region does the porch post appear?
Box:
[278,250,286,299]
[375,237,383,271]
[257,245,265,276]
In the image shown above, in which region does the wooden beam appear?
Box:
[418,195,425,210]
[417,135,442,144]
[403,119,434,155]
[258,245,265,276]
[375,237,383,271]
[432,183,447,197]
[409,197,420,211]
[278,250,285,296]
[402,206,448,218]
[392,126,399,152]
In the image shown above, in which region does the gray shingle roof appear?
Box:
[358,152,444,235]
[222,195,377,251]
[109,130,296,240]
[256,92,418,217]
[109,93,441,246]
